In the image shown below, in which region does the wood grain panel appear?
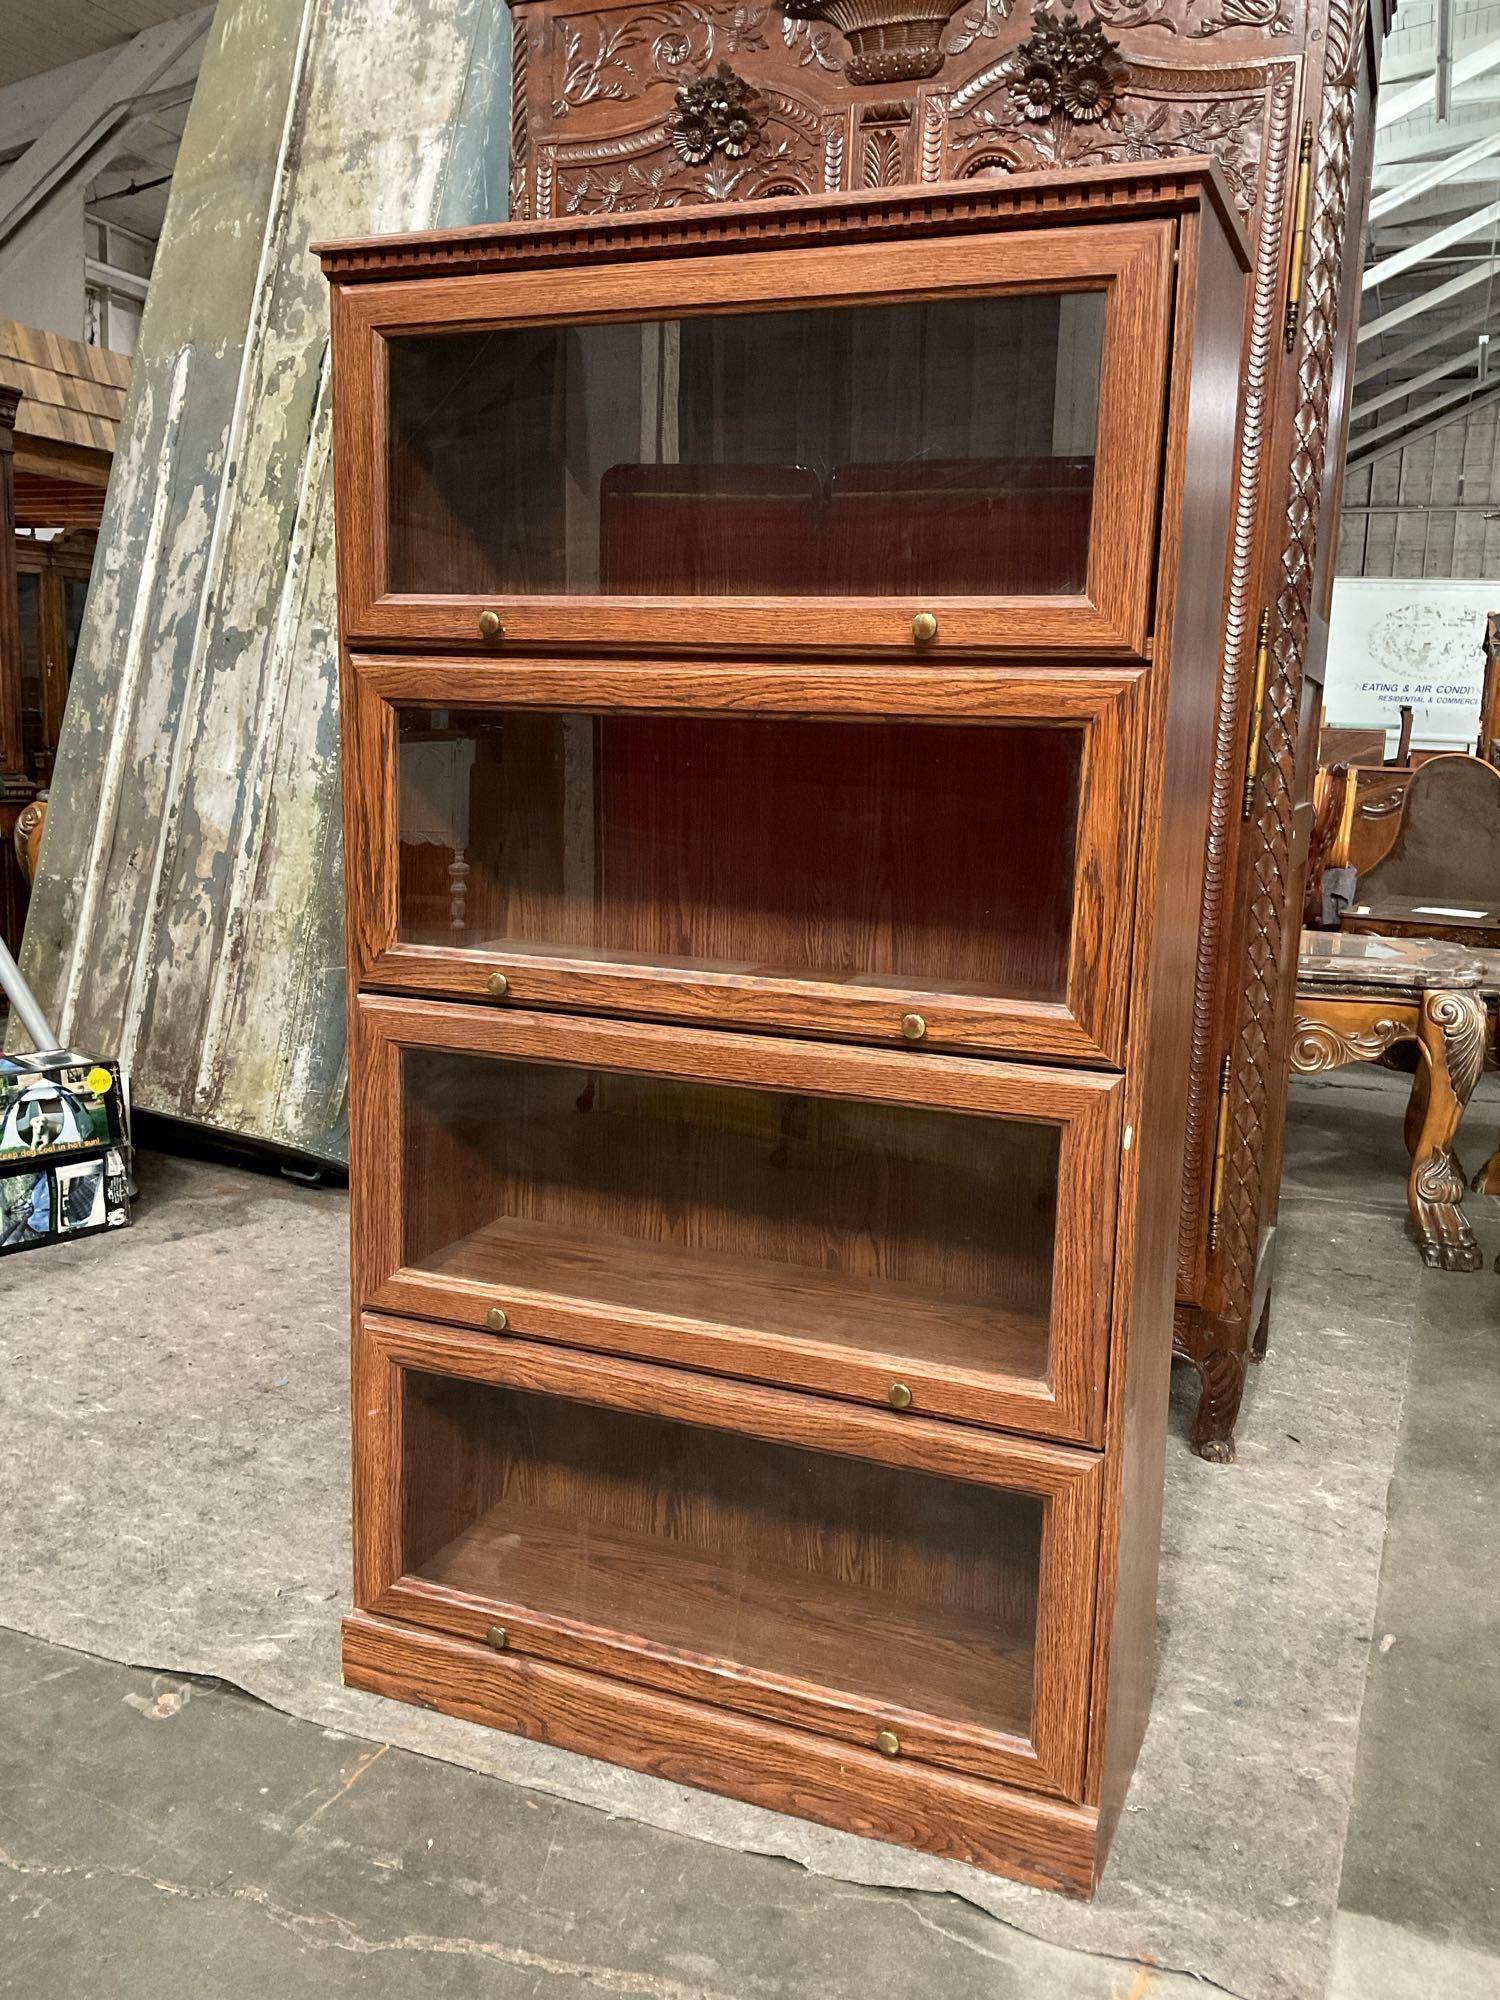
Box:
[342,1611,1103,1893]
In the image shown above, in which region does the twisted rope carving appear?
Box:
[510,20,530,220]
[1217,0,1366,1328]
[1178,59,1296,1281]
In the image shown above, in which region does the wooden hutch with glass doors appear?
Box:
[318,162,1247,1894]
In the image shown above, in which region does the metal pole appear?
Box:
[0,936,60,1054]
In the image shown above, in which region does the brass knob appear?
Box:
[478,608,503,640]
[486,1307,509,1332]
[911,611,938,646]
[875,1729,901,1757]
[486,971,510,998]
[486,1625,509,1650]
[900,1013,926,1042]
[887,1382,913,1410]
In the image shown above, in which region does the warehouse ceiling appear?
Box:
[0,1,201,90]
[1353,0,1500,470]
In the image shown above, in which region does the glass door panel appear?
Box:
[386,293,1105,601]
[402,1046,1060,1390]
[339,220,1175,652]
[356,664,1142,1068]
[400,1367,1045,1743]
[359,1005,1119,1440]
[396,706,1082,1005]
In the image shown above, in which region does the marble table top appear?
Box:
[1298,928,1500,995]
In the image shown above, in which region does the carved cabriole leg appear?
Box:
[1409,989,1487,1274]
[1173,1307,1248,1465]
[1471,1001,1500,1198]
[1402,1052,1431,1161]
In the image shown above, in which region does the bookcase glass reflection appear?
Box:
[403,1367,1045,1742]
[386,290,1106,599]
[396,706,1083,1005]
[401,1044,1061,1390]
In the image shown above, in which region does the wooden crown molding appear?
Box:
[314,154,1248,280]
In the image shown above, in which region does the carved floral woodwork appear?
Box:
[514,0,1294,218]
[1008,6,1128,122]
[671,60,768,159]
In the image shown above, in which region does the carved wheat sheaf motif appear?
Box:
[1218,0,1368,1330]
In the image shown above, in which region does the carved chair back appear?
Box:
[1356,754,1500,909]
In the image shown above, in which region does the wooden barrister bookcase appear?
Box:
[318,163,1247,1895]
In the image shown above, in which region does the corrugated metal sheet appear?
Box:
[14,0,510,1163]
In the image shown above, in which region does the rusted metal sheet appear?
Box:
[14,0,510,1163]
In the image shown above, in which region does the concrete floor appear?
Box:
[1,1070,1496,2000]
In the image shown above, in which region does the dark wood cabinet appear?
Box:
[321,164,1246,1894]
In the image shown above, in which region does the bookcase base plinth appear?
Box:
[341,1611,1104,1896]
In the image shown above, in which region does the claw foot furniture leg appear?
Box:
[1409,989,1487,1274]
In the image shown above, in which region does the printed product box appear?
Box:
[0,1052,131,1258]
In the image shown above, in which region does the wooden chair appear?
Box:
[1341,753,1500,948]
[14,793,46,885]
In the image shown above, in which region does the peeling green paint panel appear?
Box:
[16,0,511,1164]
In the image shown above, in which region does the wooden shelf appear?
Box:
[416,1212,1053,1385]
[394,927,1066,1005]
[415,1493,1036,1737]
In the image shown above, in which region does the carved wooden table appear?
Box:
[1292,931,1489,1274]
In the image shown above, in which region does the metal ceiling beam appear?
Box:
[1377,35,1500,129]
[1358,254,1500,343]
[0,9,210,252]
[1369,126,1500,219]
[1374,112,1500,173]
[1355,298,1500,382]
[1379,19,1491,84]
[1436,0,1455,121]
[1346,376,1500,466]
[1364,195,1500,290]
[1352,344,1480,420]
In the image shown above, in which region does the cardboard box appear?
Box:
[0,1051,131,1257]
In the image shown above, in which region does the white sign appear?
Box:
[1324,578,1492,755]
